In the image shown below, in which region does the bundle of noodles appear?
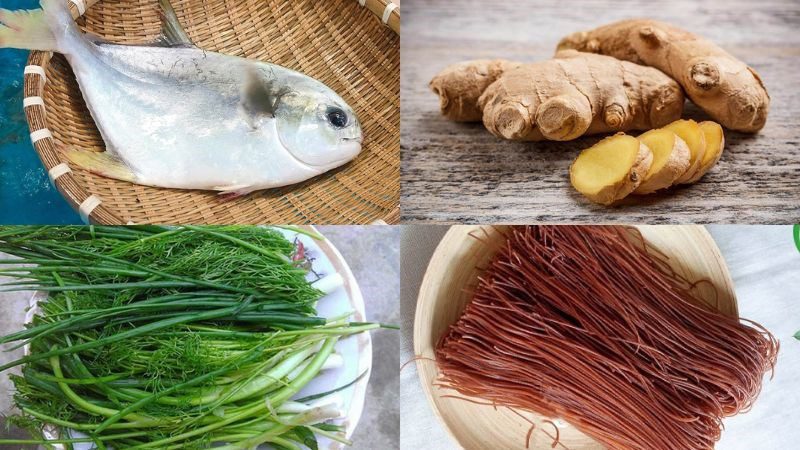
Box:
[435,225,778,450]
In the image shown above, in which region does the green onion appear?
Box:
[0,226,391,448]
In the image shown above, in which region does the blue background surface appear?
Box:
[0,0,81,224]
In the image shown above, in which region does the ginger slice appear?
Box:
[633,129,691,194]
[663,119,706,184]
[570,133,653,205]
[685,121,725,183]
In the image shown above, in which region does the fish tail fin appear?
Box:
[39,0,84,53]
[0,8,57,51]
[64,150,137,183]
[0,0,82,52]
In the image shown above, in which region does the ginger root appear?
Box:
[430,50,684,141]
[569,133,653,205]
[663,119,707,184]
[429,59,523,122]
[633,129,691,194]
[557,19,769,132]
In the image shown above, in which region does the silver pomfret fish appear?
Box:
[0,0,363,196]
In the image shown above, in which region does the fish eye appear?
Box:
[325,106,348,129]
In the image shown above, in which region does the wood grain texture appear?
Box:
[401,0,800,224]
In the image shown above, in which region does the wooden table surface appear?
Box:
[401,0,800,224]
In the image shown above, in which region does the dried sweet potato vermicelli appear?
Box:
[435,226,778,450]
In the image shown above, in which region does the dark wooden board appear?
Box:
[401,0,800,224]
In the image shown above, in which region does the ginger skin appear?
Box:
[557,19,769,132]
[430,50,684,141]
[429,59,523,122]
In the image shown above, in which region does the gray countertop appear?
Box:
[318,226,400,450]
[0,226,399,450]
[401,0,800,223]
[400,225,800,450]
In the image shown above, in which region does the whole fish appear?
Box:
[0,0,363,196]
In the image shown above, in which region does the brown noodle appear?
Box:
[435,226,778,450]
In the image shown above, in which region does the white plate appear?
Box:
[21,226,372,449]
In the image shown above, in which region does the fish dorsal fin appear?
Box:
[153,0,194,48]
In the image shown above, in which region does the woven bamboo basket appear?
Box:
[23,0,400,224]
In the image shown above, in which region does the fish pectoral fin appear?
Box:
[64,150,137,183]
[153,0,195,48]
[241,65,285,121]
[214,184,257,201]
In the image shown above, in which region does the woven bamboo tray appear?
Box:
[414,225,737,450]
[23,0,400,224]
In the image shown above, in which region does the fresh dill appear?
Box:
[0,226,385,448]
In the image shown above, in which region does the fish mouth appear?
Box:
[303,139,361,169]
[341,135,363,146]
[283,139,362,169]
[328,139,363,166]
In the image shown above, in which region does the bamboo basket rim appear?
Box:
[23,0,400,224]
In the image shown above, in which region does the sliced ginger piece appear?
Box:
[684,121,725,183]
[633,129,691,194]
[570,133,653,205]
[663,119,706,184]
